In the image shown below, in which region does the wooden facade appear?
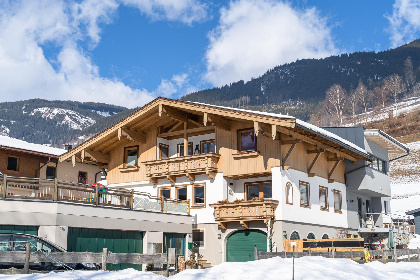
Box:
[0,148,53,178]
[59,98,368,185]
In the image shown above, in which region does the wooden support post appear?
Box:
[254,121,260,137]
[381,248,385,263]
[407,248,410,262]
[53,178,58,201]
[254,246,258,260]
[332,245,335,258]
[130,190,134,209]
[350,248,353,260]
[284,246,286,258]
[101,247,108,271]
[184,122,188,157]
[2,174,7,198]
[24,243,30,274]
[71,154,76,167]
[271,124,277,140]
[308,247,311,256]
[95,184,99,206]
[394,246,397,262]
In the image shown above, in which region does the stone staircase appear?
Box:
[197,256,212,269]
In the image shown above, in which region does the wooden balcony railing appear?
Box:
[144,153,220,184]
[210,199,279,229]
[0,174,190,215]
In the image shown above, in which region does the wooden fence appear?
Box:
[0,246,171,273]
[0,174,189,215]
[255,247,420,263]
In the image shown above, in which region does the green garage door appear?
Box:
[226,230,266,262]
[0,225,38,235]
[67,228,143,271]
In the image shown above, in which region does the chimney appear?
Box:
[65,144,73,151]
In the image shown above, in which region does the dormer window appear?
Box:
[238,128,257,152]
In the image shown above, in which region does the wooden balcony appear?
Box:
[144,153,220,184]
[210,199,279,229]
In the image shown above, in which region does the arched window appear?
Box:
[322,234,329,239]
[285,182,293,204]
[290,231,300,240]
[307,233,316,239]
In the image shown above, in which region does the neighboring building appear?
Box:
[59,97,407,266]
[0,135,192,270]
[0,135,100,184]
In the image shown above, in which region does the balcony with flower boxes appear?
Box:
[210,199,279,229]
[144,153,221,184]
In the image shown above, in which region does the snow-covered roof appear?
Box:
[364,129,409,155]
[190,101,370,158]
[191,101,295,119]
[0,135,66,156]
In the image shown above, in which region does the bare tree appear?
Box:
[375,86,387,108]
[355,80,372,123]
[382,74,406,115]
[404,57,416,89]
[324,84,347,125]
[347,87,359,124]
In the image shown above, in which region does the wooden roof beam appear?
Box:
[205,113,230,131]
[85,149,110,164]
[307,150,324,175]
[160,105,189,123]
[118,127,146,143]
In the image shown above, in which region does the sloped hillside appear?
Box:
[0,99,127,147]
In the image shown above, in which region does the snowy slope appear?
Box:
[349,96,420,125]
[30,107,95,130]
[390,141,420,217]
[3,257,420,280]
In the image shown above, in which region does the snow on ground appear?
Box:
[2,257,420,280]
[408,234,420,249]
[390,141,420,218]
[351,96,420,125]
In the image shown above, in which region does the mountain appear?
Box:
[181,39,420,120]
[0,99,129,147]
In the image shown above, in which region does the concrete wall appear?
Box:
[346,166,391,197]
[0,200,192,249]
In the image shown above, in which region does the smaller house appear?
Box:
[0,135,100,184]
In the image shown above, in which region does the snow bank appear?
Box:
[3,257,420,280]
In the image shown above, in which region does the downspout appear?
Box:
[36,157,51,178]
[389,150,410,162]
[94,171,102,183]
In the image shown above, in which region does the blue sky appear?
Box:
[0,0,419,108]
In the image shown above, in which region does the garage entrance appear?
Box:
[226,229,267,262]
[67,228,143,270]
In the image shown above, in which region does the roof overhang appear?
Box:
[59,97,371,165]
[364,129,409,157]
[0,145,60,159]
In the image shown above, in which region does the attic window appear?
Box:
[7,157,19,171]
[238,128,257,152]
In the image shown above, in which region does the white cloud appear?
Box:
[204,0,337,86]
[0,0,207,108]
[386,0,420,48]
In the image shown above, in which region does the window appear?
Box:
[290,231,300,240]
[370,156,387,174]
[322,234,329,239]
[299,181,310,207]
[160,188,171,199]
[176,186,187,201]
[238,128,257,152]
[124,146,138,167]
[307,233,316,239]
[192,184,205,207]
[319,186,328,210]
[192,230,204,247]
[78,171,87,184]
[46,166,56,180]
[201,140,215,154]
[333,190,342,213]
[285,182,293,205]
[245,181,272,200]
[7,156,19,171]
[366,199,371,214]
[384,200,389,213]
[159,143,169,159]
[177,142,193,156]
